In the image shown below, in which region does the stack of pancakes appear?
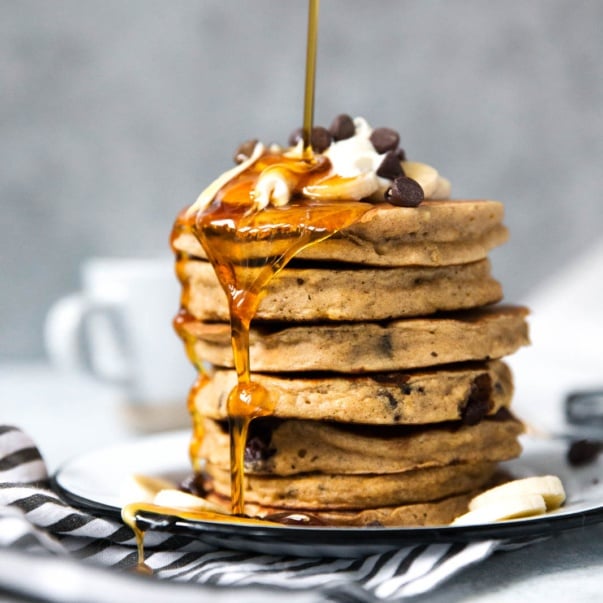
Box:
[171,199,529,526]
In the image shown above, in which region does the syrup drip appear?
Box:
[173,307,211,473]
[121,502,281,573]
[302,0,320,156]
[193,185,370,514]
[121,503,152,574]
[187,372,210,473]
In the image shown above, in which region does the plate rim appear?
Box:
[51,430,603,551]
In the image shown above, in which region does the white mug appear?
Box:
[44,257,195,428]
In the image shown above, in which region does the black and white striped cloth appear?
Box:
[0,425,523,600]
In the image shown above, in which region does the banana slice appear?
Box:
[153,489,229,514]
[120,474,178,505]
[401,161,440,198]
[430,176,451,200]
[252,168,295,209]
[469,476,566,512]
[451,493,546,526]
[303,171,379,201]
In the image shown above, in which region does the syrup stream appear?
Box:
[302,0,320,157]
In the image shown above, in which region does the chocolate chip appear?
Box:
[245,436,270,464]
[370,127,400,153]
[288,127,332,152]
[385,176,424,207]
[233,139,258,164]
[244,420,277,467]
[310,126,332,153]
[179,473,207,496]
[380,390,398,409]
[567,439,602,466]
[460,374,492,425]
[376,150,404,180]
[396,148,407,161]
[329,114,355,141]
[378,332,393,356]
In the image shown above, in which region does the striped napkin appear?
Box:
[1,425,514,600]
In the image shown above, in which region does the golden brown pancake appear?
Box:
[208,491,477,527]
[172,199,508,267]
[204,461,497,509]
[178,305,529,374]
[193,360,514,425]
[199,410,523,476]
[177,257,502,322]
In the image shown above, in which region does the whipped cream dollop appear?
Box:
[299,117,387,202]
[188,116,450,216]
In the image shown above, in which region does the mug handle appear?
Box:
[44,293,130,384]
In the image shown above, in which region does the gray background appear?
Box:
[2,0,602,361]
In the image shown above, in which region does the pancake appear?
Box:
[177,305,529,374]
[171,199,508,267]
[209,491,476,526]
[203,460,497,509]
[194,360,514,424]
[295,495,472,526]
[199,409,524,475]
[177,257,502,322]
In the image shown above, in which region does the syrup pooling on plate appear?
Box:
[121,501,281,571]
